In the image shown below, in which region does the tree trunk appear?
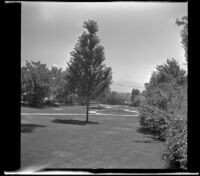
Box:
[86,98,90,122]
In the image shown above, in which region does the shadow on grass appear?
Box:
[89,106,105,110]
[21,124,46,133]
[21,102,60,109]
[132,139,160,143]
[136,127,161,141]
[51,119,99,125]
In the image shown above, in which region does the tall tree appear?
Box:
[66,20,112,122]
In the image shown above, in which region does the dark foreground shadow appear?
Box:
[51,119,99,125]
[136,127,160,141]
[132,139,160,143]
[89,106,105,110]
[21,101,60,109]
[21,124,46,133]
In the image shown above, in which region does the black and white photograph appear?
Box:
[6,1,192,174]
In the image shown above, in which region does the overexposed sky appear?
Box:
[21,2,187,92]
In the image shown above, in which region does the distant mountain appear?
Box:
[110,80,145,93]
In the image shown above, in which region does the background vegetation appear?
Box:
[138,16,188,169]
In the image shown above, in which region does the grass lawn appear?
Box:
[21,105,166,170]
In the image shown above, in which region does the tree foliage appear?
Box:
[140,57,187,169]
[49,67,67,102]
[145,58,186,110]
[21,60,50,106]
[131,89,141,106]
[176,16,188,61]
[66,20,112,122]
[131,89,140,102]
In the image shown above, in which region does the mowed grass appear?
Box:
[21,105,166,169]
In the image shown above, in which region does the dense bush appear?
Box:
[139,106,187,169]
[139,106,170,141]
[163,119,187,169]
[163,84,187,169]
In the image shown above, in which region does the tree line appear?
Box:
[21,20,141,110]
[138,16,188,169]
[21,61,67,106]
[21,60,141,107]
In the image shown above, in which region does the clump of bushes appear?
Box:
[139,106,187,169]
[139,106,170,141]
[163,119,187,169]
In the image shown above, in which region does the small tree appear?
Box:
[131,88,140,106]
[66,20,112,122]
[131,89,140,102]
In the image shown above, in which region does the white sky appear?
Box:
[21,2,187,92]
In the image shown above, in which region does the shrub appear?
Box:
[163,119,187,169]
[139,105,187,169]
[139,106,170,141]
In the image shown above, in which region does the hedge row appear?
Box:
[163,119,187,169]
[138,105,187,169]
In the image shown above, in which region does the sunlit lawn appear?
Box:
[21,105,166,169]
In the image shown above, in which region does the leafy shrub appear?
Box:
[163,119,187,169]
[139,105,187,169]
[163,84,187,169]
[139,106,170,141]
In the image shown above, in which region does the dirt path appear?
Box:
[21,107,166,170]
